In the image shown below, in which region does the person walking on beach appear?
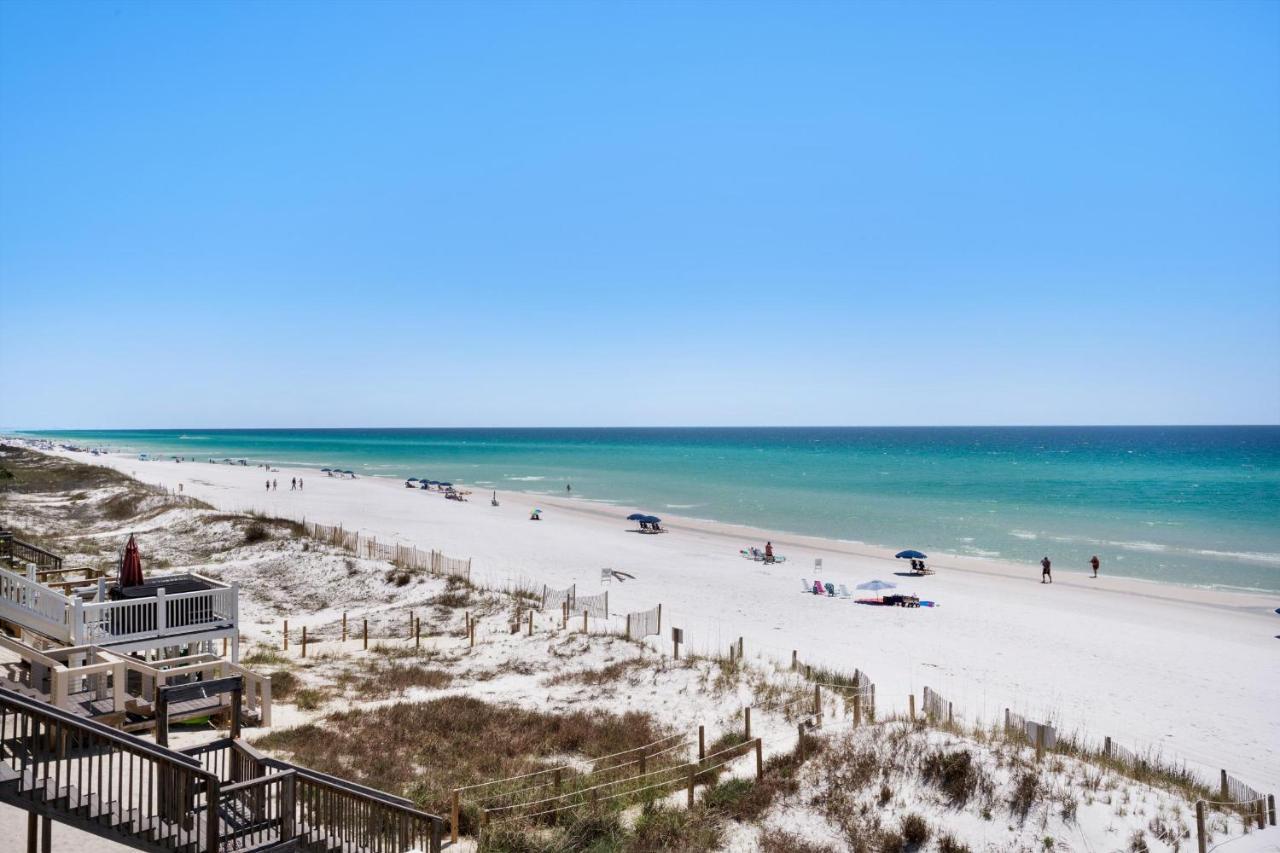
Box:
[273,478,278,491]
[1090,555,1099,578]
[290,477,296,491]
[764,541,774,563]
[265,479,270,492]
[299,477,303,490]
[1041,556,1052,584]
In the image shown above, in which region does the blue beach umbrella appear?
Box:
[626,513,648,521]
[321,468,332,472]
[856,579,897,592]
[407,477,419,482]
[895,550,928,560]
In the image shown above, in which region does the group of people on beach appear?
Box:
[1040,554,1100,583]
[264,477,304,491]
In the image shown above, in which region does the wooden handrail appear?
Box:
[0,684,204,767]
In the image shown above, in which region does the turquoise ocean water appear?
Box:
[14,427,1280,594]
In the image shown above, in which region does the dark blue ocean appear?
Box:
[19,426,1280,593]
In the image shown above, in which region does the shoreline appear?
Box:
[12,435,1280,600]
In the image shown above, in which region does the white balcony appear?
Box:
[0,564,239,660]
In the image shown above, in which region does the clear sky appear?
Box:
[1,0,1277,428]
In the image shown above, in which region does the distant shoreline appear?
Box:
[11,426,1280,595]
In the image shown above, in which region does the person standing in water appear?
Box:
[1041,556,1052,584]
[1090,555,1099,578]
[566,483,572,493]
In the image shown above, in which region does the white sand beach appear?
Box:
[43,449,1280,795]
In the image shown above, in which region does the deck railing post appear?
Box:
[1195,801,1207,853]
[206,777,220,853]
[155,587,167,637]
[282,771,297,840]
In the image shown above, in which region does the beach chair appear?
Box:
[837,584,852,599]
[801,579,812,593]
[824,582,836,597]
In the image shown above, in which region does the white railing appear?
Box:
[79,584,237,645]
[0,565,72,639]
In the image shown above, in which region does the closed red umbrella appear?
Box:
[119,534,144,587]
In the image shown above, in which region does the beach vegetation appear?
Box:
[936,834,973,853]
[253,695,670,833]
[757,829,838,853]
[900,813,929,847]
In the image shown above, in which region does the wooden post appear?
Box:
[1267,793,1275,826]
[362,618,368,650]
[1104,736,1112,758]
[738,636,744,659]
[604,590,608,618]
[1035,724,1045,762]
[415,618,421,650]
[947,701,953,725]
[797,723,806,761]
[528,610,533,637]
[909,694,916,721]
[806,664,812,680]
[1221,769,1229,800]
[686,765,695,808]
[1004,708,1010,733]
[582,609,588,634]
[301,626,307,658]
[26,811,35,853]
[1257,798,1267,830]
[754,738,763,780]
[469,619,476,649]
[231,682,243,739]
[283,619,288,651]
[626,613,632,639]
[1195,801,1207,853]
[698,725,705,761]
[791,650,797,671]
[813,684,821,719]
[207,778,220,853]
[409,610,414,639]
[853,692,862,727]
[342,612,347,642]
[657,603,661,633]
[744,706,751,740]
[156,689,169,747]
[222,637,228,657]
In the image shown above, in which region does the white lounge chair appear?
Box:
[801,578,811,593]
[837,584,852,599]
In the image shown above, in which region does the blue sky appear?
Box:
[1,0,1277,428]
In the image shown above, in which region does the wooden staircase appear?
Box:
[1,686,445,852]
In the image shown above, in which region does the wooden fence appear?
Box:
[921,686,955,724]
[541,584,575,611]
[304,521,472,580]
[576,591,609,619]
[625,604,662,639]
